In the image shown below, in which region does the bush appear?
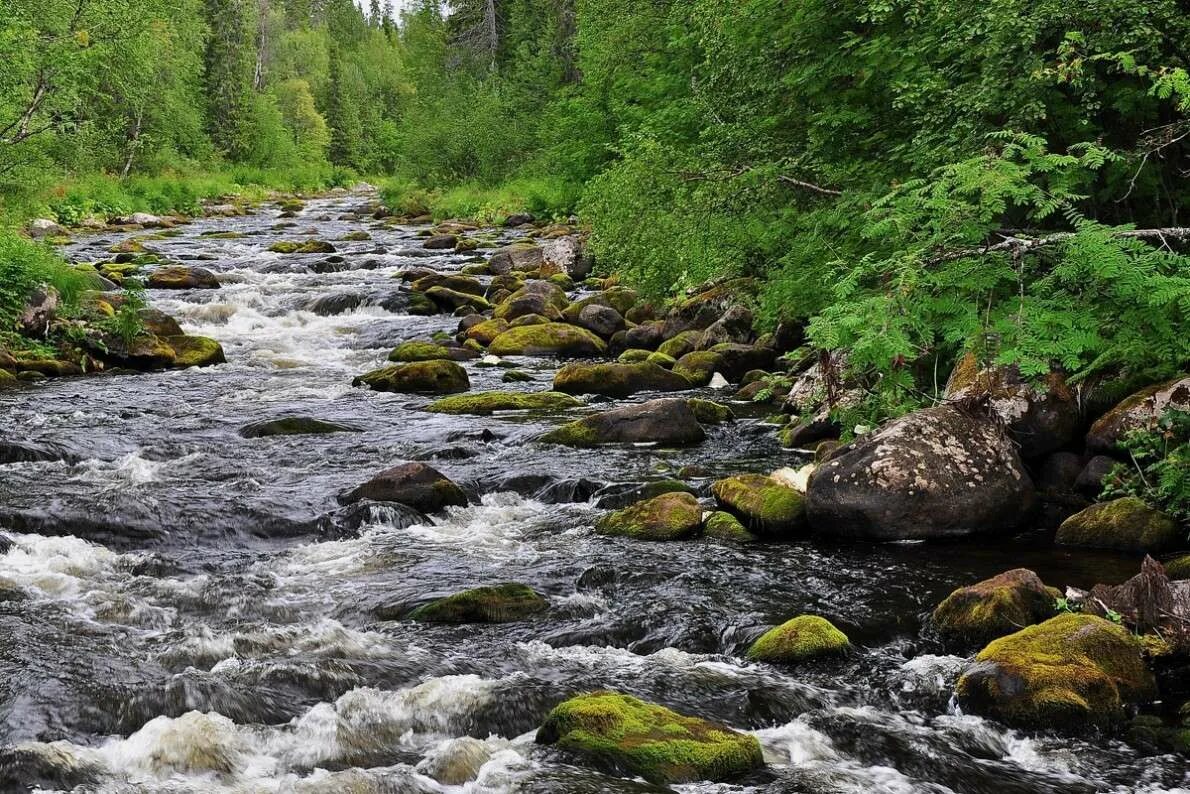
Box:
[1104,409,1190,526]
[0,233,98,329]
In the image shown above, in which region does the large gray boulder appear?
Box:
[806,405,1036,540]
[540,398,705,447]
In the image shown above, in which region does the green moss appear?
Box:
[502,369,532,383]
[548,273,574,289]
[340,231,371,241]
[166,335,226,368]
[466,318,510,345]
[595,492,703,540]
[554,361,690,398]
[427,390,580,415]
[657,330,703,359]
[410,583,547,623]
[353,360,470,394]
[647,351,677,368]
[425,286,492,312]
[268,240,336,254]
[199,230,247,239]
[539,419,601,447]
[746,615,850,663]
[1056,497,1180,552]
[711,474,805,534]
[673,351,725,387]
[687,399,734,425]
[931,569,1060,647]
[536,692,764,784]
[1165,554,1190,580]
[488,323,607,357]
[618,348,652,363]
[240,416,357,437]
[389,341,456,362]
[955,613,1157,728]
[411,273,484,295]
[703,511,758,543]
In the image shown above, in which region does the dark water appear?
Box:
[0,191,1185,793]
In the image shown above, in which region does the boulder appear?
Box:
[27,218,66,238]
[146,266,220,289]
[575,304,624,338]
[409,583,546,623]
[422,234,458,250]
[540,235,591,279]
[494,282,568,322]
[411,273,484,296]
[593,480,694,510]
[698,305,753,349]
[703,511,758,543]
[1075,455,1118,499]
[805,405,1036,540]
[1086,376,1190,453]
[711,474,805,535]
[931,569,1061,647]
[944,355,1081,458]
[18,286,59,337]
[488,243,543,274]
[240,417,358,438]
[425,286,492,313]
[307,292,366,315]
[166,335,226,368]
[138,308,184,337]
[955,614,1157,727]
[268,240,336,254]
[708,344,777,382]
[426,391,581,415]
[1055,497,1181,553]
[539,398,706,447]
[687,398,734,424]
[353,360,470,394]
[504,213,534,227]
[662,278,755,338]
[536,692,764,785]
[1166,555,1190,581]
[746,615,850,663]
[93,333,176,370]
[389,341,473,363]
[595,492,703,540]
[339,462,468,511]
[488,323,607,358]
[553,362,690,398]
[658,330,703,360]
[673,351,725,387]
[465,318,510,345]
[624,321,665,351]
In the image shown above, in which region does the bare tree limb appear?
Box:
[929,227,1190,265]
[677,165,843,196]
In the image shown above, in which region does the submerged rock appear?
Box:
[409,583,546,623]
[746,615,850,663]
[595,492,703,540]
[315,500,429,538]
[239,417,358,438]
[956,613,1156,728]
[805,405,1036,540]
[931,569,1061,647]
[1056,497,1181,553]
[553,362,690,398]
[353,360,470,394]
[338,462,468,512]
[711,474,805,535]
[427,391,581,415]
[536,692,764,784]
[539,398,705,447]
[488,323,607,357]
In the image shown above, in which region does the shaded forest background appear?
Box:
[2,0,1189,420]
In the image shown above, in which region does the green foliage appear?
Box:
[103,283,148,348]
[0,233,97,330]
[1104,409,1190,526]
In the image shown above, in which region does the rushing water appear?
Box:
[1,191,1186,793]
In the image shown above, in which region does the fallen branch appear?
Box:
[929,227,1190,265]
[677,165,843,197]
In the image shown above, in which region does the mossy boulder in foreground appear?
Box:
[955,613,1157,728]
[540,398,706,447]
[712,474,805,535]
[553,361,690,398]
[488,323,607,357]
[703,511,758,543]
[1055,497,1181,553]
[931,568,1061,647]
[166,335,226,368]
[410,583,547,623]
[353,360,470,395]
[427,391,580,415]
[595,492,703,540]
[746,615,850,663]
[536,692,764,784]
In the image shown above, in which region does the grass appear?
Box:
[0,232,102,330]
[380,174,581,224]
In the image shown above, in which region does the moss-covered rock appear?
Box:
[425,286,492,313]
[956,613,1157,728]
[1165,554,1190,580]
[353,360,470,394]
[554,362,690,398]
[746,615,850,663]
[509,313,550,328]
[536,692,764,784]
[465,318,510,345]
[673,351,726,387]
[488,323,607,357]
[340,230,371,241]
[268,240,336,254]
[618,349,652,363]
[646,351,676,368]
[1126,715,1190,756]
[389,341,475,363]
[1056,497,1181,553]
[703,511,758,543]
[146,265,220,289]
[711,474,805,535]
[658,330,703,360]
[410,583,546,623]
[411,273,484,296]
[166,335,226,368]
[595,492,703,541]
[427,391,581,415]
[687,399,734,425]
[931,569,1061,647]
[540,398,706,447]
[240,416,358,437]
[493,282,569,321]
[1086,376,1190,453]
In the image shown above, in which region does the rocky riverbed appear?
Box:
[1,190,1187,792]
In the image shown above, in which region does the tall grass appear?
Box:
[0,233,101,333]
[381,174,580,224]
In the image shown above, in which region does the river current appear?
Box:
[0,191,1185,793]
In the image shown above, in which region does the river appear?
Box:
[0,190,1184,792]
